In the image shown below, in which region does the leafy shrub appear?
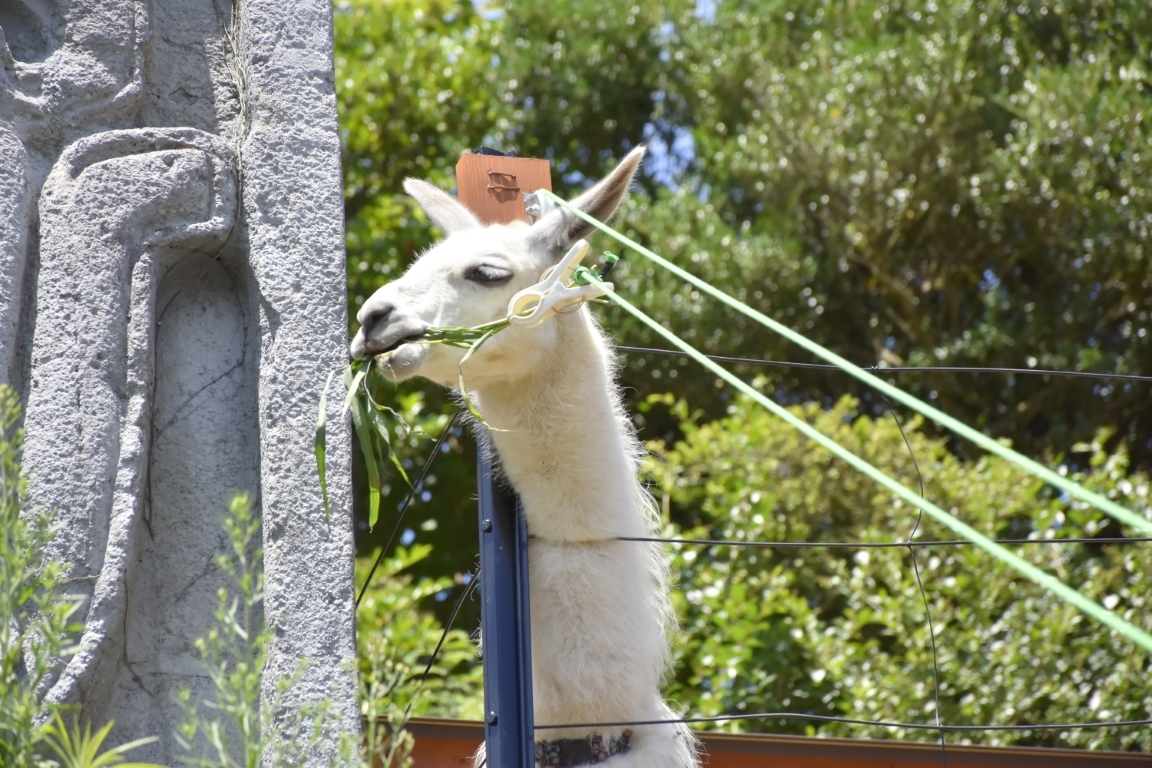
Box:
[648,390,1152,749]
[0,385,163,768]
[356,544,483,722]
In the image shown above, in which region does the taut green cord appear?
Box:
[542,189,1152,537]
[573,266,1152,653]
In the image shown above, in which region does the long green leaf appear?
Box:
[342,367,367,417]
[315,368,337,525]
[322,318,515,530]
[345,367,381,529]
[41,712,164,768]
[368,402,412,488]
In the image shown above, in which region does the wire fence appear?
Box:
[616,345,1152,383]
[370,356,1152,763]
[356,197,1152,763]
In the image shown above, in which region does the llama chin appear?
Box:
[351,146,701,768]
[372,343,430,382]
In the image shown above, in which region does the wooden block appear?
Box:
[455,153,552,226]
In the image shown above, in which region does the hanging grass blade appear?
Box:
[363,363,431,442]
[367,400,413,488]
[315,368,336,524]
[342,365,368,417]
[315,315,518,531]
[344,366,382,530]
[455,326,508,431]
[361,362,415,488]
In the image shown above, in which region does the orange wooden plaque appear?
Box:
[455,153,553,226]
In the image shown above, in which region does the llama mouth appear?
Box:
[370,333,425,358]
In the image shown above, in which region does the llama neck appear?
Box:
[473,313,649,542]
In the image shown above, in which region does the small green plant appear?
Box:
[356,544,483,720]
[171,492,315,768]
[40,712,162,768]
[176,492,334,768]
[175,492,267,767]
[0,385,73,766]
[1,384,164,768]
[353,544,484,768]
[355,675,415,768]
[175,491,473,767]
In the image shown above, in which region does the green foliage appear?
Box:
[0,385,163,768]
[494,0,667,176]
[0,385,68,767]
[0,385,72,767]
[40,713,163,768]
[317,318,512,529]
[613,0,1152,463]
[176,492,267,767]
[647,391,1152,748]
[169,491,483,767]
[336,0,1152,556]
[335,0,1152,745]
[356,544,483,722]
[176,493,326,768]
[337,0,502,308]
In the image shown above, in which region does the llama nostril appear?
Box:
[358,302,393,337]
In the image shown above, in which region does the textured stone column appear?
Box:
[239,0,360,759]
[25,127,237,728]
[0,123,30,386]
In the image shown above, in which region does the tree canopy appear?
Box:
[335,0,1152,748]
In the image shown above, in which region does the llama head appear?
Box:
[350,146,645,388]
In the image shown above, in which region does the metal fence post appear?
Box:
[478,445,535,768]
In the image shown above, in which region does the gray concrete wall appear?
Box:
[1,0,357,763]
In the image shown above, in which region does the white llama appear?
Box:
[350,147,699,768]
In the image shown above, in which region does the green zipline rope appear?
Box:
[542,189,1152,538]
[572,265,1152,654]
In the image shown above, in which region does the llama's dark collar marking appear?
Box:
[535,730,633,766]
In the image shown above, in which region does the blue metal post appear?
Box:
[478,446,535,768]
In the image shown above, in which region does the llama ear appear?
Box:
[403,178,482,234]
[528,146,645,260]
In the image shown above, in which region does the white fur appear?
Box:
[351,147,699,767]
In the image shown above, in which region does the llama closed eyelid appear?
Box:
[464,264,513,284]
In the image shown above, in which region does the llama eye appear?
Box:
[465,264,513,285]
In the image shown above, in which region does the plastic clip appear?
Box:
[507,239,611,328]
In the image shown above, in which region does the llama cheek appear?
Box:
[375,345,430,382]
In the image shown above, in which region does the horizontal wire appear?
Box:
[616,345,1152,383]
[534,712,1152,732]
[574,266,1152,650]
[617,536,1152,549]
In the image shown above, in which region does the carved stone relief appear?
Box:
[2,0,356,763]
[0,0,149,152]
[24,126,237,725]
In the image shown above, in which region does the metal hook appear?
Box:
[524,189,558,224]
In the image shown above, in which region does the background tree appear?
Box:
[334,0,1152,745]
